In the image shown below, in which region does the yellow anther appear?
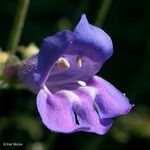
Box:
[55,57,70,68]
[76,55,82,67]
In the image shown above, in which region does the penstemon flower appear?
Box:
[19,14,133,135]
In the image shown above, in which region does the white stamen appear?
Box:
[123,93,126,96]
[76,55,82,67]
[77,80,86,86]
[55,57,70,68]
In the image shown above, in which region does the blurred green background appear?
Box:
[0,0,150,149]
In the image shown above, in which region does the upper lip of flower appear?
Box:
[34,14,113,91]
[19,14,133,135]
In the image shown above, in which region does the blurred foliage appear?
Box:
[0,0,150,149]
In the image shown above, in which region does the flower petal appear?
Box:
[34,30,74,87]
[88,76,133,118]
[73,86,113,135]
[37,86,79,133]
[46,14,113,87]
[67,14,113,68]
[37,85,112,134]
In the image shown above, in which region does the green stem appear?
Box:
[7,0,30,54]
[95,0,112,27]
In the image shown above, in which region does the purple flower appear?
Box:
[19,14,133,135]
